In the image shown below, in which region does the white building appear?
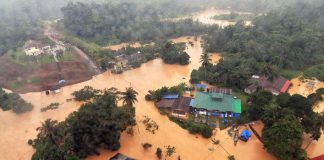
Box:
[24,40,50,56]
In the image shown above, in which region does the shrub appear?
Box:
[142,143,152,150]
[72,86,100,101]
[40,103,60,112]
[228,155,235,160]
[169,116,213,138]
[0,89,34,114]
[27,139,33,145]
[156,147,162,160]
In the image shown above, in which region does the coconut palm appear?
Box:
[200,52,211,81]
[36,119,60,145]
[120,87,138,107]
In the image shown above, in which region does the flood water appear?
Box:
[0,36,277,160]
[165,8,252,27]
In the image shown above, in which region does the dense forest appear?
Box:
[0,0,107,55]
[61,2,208,45]
[192,2,324,89]
[31,87,137,159]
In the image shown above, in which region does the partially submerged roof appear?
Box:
[110,153,135,160]
[192,92,241,113]
[156,96,192,112]
[172,96,192,112]
[156,99,176,108]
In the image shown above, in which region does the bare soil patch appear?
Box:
[0,50,96,93]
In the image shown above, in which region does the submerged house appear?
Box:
[192,87,241,118]
[244,75,291,95]
[156,94,192,117]
[110,153,135,160]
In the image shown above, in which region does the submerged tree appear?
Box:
[120,87,139,107]
[32,88,136,159]
[200,52,211,81]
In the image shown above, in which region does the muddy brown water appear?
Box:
[165,8,252,27]
[0,36,279,160]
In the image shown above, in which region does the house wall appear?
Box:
[25,47,42,56]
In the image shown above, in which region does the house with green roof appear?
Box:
[192,91,241,117]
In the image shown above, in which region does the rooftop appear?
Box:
[192,92,241,113]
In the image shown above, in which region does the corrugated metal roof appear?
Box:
[196,84,207,89]
[162,94,179,99]
[192,92,241,113]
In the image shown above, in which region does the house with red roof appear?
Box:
[244,75,291,95]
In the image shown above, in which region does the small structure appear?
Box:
[244,75,291,95]
[24,40,50,56]
[306,81,316,89]
[110,153,135,160]
[196,84,207,91]
[240,129,252,142]
[156,94,192,118]
[51,85,61,94]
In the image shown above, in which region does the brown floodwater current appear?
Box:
[0,38,323,159]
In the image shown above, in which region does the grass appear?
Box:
[303,64,324,81]
[279,69,302,80]
[7,48,55,66]
[9,77,44,90]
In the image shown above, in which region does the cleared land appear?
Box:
[0,48,95,93]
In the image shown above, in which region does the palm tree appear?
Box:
[36,119,60,145]
[200,52,211,81]
[120,87,138,107]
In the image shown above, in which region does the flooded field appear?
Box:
[0,36,278,160]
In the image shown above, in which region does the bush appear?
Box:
[0,89,33,114]
[72,86,100,101]
[169,116,213,138]
[142,143,152,150]
[146,83,186,102]
[156,148,162,160]
[228,155,235,160]
[27,139,33,145]
[40,103,60,112]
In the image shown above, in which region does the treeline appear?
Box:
[0,0,106,55]
[61,2,208,45]
[213,0,322,14]
[145,83,187,101]
[0,88,33,113]
[193,2,324,89]
[31,87,137,159]
[244,89,324,160]
[158,41,190,65]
